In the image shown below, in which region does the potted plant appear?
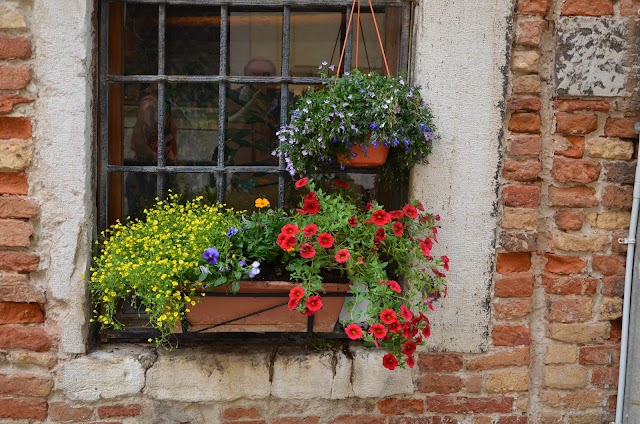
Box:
[275,63,438,185]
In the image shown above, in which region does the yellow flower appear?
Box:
[255,198,270,208]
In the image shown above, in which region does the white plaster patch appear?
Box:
[555,17,628,97]
[58,347,146,401]
[411,0,512,353]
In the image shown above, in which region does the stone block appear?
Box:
[0,5,27,29]
[553,233,608,252]
[544,365,588,389]
[555,17,628,96]
[585,211,631,230]
[485,369,529,393]
[549,323,610,344]
[599,297,623,321]
[545,343,578,364]
[501,208,538,230]
[587,138,634,160]
[511,51,540,74]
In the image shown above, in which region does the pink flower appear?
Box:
[370,323,387,339]
[344,323,363,340]
[379,309,398,325]
[382,353,398,370]
[334,249,350,263]
[306,295,323,312]
[295,177,308,188]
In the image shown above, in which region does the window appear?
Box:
[98,0,413,339]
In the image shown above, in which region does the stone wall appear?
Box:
[0,0,637,423]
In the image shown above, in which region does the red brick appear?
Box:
[426,396,514,414]
[0,35,31,60]
[0,66,31,90]
[0,172,28,194]
[273,418,319,424]
[605,117,640,138]
[418,354,463,372]
[515,19,546,48]
[548,185,597,208]
[495,273,534,298]
[389,419,453,424]
[517,0,551,15]
[509,113,541,133]
[543,274,598,295]
[467,375,483,393]
[222,421,265,424]
[329,415,385,424]
[605,161,635,185]
[621,0,640,16]
[494,299,533,320]
[0,218,32,247]
[507,135,541,156]
[417,374,464,394]
[592,255,625,276]
[0,398,47,420]
[556,114,598,135]
[546,296,593,323]
[98,404,141,419]
[0,251,38,272]
[378,398,424,414]
[0,325,51,351]
[602,276,624,297]
[551,158,600,184]
[0,273,44,303]
[496,252,532,274]
[554,99,610,112]
[48,402,94,422]
[0,302,43,324]
[545,253,586,274]
[603,185,633,209]
[0,94,32,115]
[492,325,531,346]
[579,345,620,365]
[507,97,541,112]
[0,196,37,218]
[502,185,540,207]
[0,117,31,139]
[562,0,614,16]
[591,366,619,388]
[502,159,541,182]
[610,318,622,342]
[555,135,585,158]
[222,407,261,421]
[0,373,51,396]
[466,347,530,370]
[555,210,583,231]
[497,418,527,424]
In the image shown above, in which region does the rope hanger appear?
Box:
[335,0,391,84]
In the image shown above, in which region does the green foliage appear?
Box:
[276,65,438,185]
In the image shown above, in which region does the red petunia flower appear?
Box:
[422,325,432,339]
[279,236,297,251]
[288,298,300,311]
[281,223,299,236]
[406,355,415,369]
[296,208,307,215]
[401,340,417,356]
[289,286,305,300]
[334,179,349,189]
[389,209,404,219]
[433,226,439,243]
[302,224,318,237]
[306,295,323,312]
[379,308,398,325]
[388,321,401,333]
[365,201,373,211]
[334,248,350,263]
[436,214,441,221]
[393,221,404,237]
[375,227,386,241]
[348,216,357,227]
[387,280,401,293]
[400,305,413,321]
[416,200,425,211]
[303,199,321,215]
[382,353,399,370]
[433,268,446,278]
[370,323,387,339]
[276,233,288,247]
[371,209,391,226]
[442,255,450,271]
[403,204,418,218]
[317,232,334,248]
[295,177,308,188]
[344,323,363,340]
[401,322,418,338]
[304,192,317,201]
[299,242,316,259]
[419,240,432,257]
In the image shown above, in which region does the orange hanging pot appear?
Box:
[337,134,391,168]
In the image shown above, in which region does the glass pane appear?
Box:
[290,11,343,77]
[229,10,283,77]
[122,3,158,75]
[166,6,221,75]
[351,7,402,75]
[223,173,281,212]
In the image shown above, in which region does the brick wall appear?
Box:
[0,0,635,422]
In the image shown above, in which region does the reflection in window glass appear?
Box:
[122,3,158,75]
[229,11,283,76]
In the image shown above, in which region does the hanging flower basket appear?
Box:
[338,143,390,168]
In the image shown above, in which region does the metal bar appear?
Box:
[156,3,166,198]
[108,74,324,84]
[199,291,352,297]
[343,5,353,71]
[278,5,291,208]
[217,4,229,203]
[107,164,381,173]
[306,314,315,333]
[188,301,289,333]
[110,0,405,7]
[99,0,110,231]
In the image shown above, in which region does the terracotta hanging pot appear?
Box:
[338,143,390,167]
[184,281,350,333]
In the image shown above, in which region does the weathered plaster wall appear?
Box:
[412,0,514,353]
